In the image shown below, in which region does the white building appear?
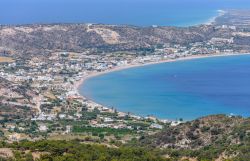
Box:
[39,125,48,132]
[150,123,163,129]
[104,117,114,123]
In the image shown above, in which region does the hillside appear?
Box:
[0,77,37,120]
[0,115,249,161]
[0,23,247,56]
[0,24,209,54]
[138,114,250,160]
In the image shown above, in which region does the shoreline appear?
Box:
[74,52,250,120]
[76,52,250,90]
[204,9,227,25]
[75,9,229,93]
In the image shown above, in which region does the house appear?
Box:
[104,117,114,123]
[39,125,48,132]
[65,125,71,134]
[150,123,163,129]
[59,114,66,119]
[171,121,182,127]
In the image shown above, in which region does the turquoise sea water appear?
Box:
[81,55,250,120]
[1,0,250,26]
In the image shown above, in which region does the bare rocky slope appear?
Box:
[0,24,240,56]
[136,115,250,160]
[139,115,250,150]
[0,77,36,119]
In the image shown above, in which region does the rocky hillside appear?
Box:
[0,77,37,120]
[0,24,234,56]
[140,115,249,149]
[137,115,250,160]
[0,77,35,100]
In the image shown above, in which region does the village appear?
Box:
[0,23,246,143]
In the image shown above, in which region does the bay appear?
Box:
[81,55,250,120]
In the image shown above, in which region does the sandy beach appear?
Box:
[76,52,250,93]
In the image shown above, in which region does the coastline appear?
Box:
[75,9,230,93]
[76,52,250,90]
[204,9,226,25]
[75,52,250,119]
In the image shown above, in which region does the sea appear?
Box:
[1,0,250,26]
[2,0,250,120]
[80,55,250,120]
